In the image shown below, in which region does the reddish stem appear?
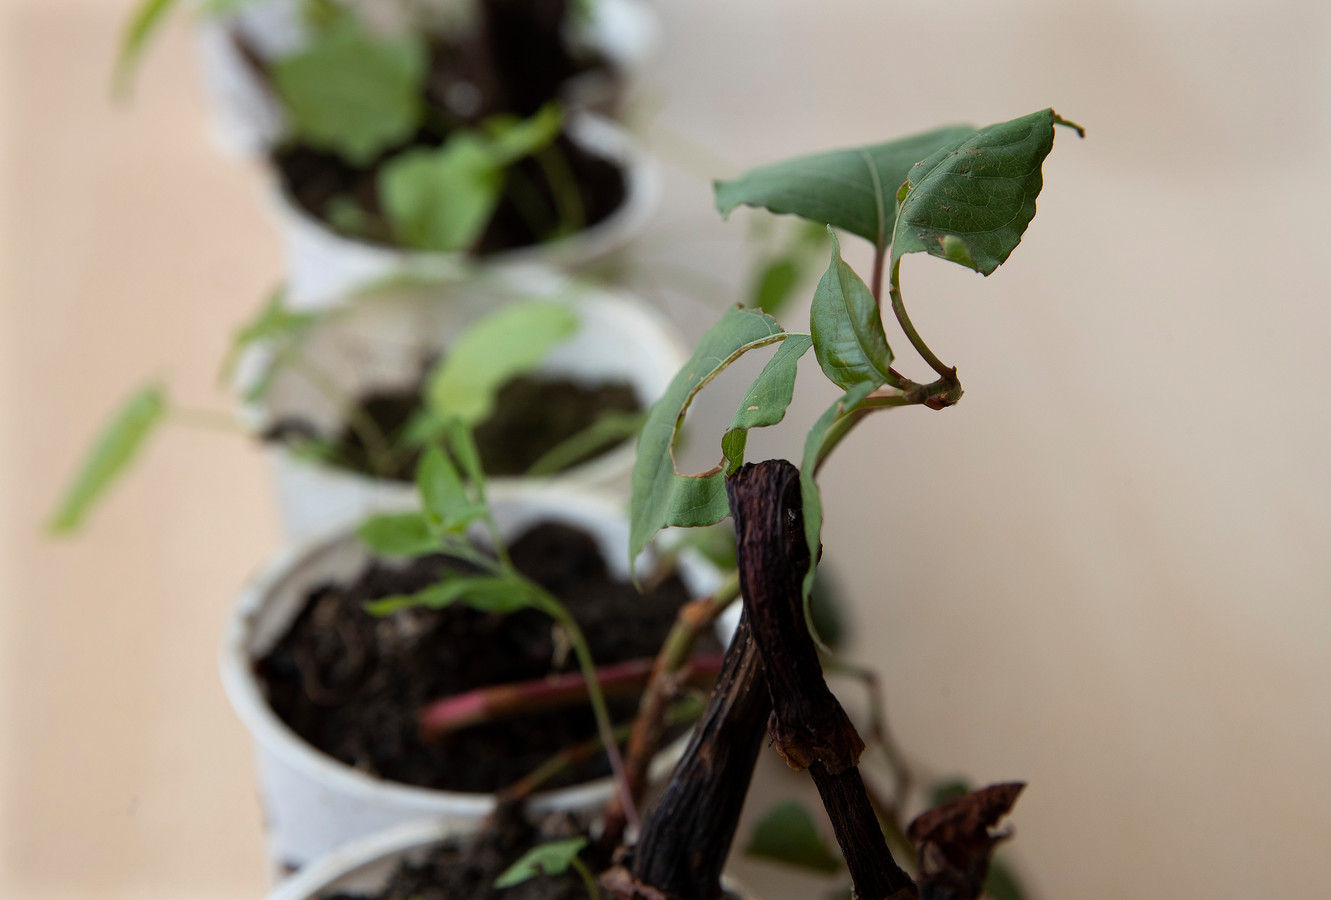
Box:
[418,655,724,742]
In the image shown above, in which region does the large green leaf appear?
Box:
[628,306,789,566]
[892,108,1082,275]
[424,301,578,427]
[379,135,504,252]
[810,230,893,391]
[49,385,168,534]
[745,801,843,874]
[720,333,813,474]
[715,125,975,249]
[494,838,588,889]
[271,22,427,165]
[798,382,878,603]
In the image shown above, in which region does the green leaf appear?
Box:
[49,385,169,534]
[721,333,813,474]
[357,512,438,557]
[364,574,532,616]
[798,382,878,605]
[892,109,1082,275]
[984,857,1030,900]
[113,0,180,98]
[749,257,801,316]
[628,306,789,568]
[810,231,893,391]
[416,446,484,533]
[715,125,976,249]
[484,103,564,165]
[446,420,488,501]
[745,801,842,874]
[495,837,588,889]
[526,410,646,477]
[271,22,427,165]
[425,301,578,426]
[219,286,318,385]
[379,135,504,252]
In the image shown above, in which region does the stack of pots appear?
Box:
[177,1,740,894]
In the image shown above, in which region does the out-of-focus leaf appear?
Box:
[628,306,788,569]
[494,837,588,888]
[810,230,893,391]
[484,103,563,165]
[526,410,646,477]
[416,446,484,533]
[113,0,180,98]
[745,801,842,875]
[380,135,504,252]
[364,575,532,617]
[271,22,427,165]
[983,857,1029,900]
[715,125,975,249]
[219,286,318,385]
[357,511,438,557]
[750,257,801,315]
[49,385,168,534]
[424,301,578,425]
[892,109,1082,276]
[721,333,812,474]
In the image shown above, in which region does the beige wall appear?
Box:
[3,0,1330,898]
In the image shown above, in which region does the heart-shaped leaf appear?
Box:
[810,230,893,391]
[629,306,789,566]
[892,109,1082,275]
[715,125,975,250]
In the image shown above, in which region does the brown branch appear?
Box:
[417,655,723,742]
[728,459,916,900]
[909,782,1026,900]
[603,612,770,900]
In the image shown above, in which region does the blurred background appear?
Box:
[3,0,1330,897]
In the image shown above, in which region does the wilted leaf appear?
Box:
[425,301,578,425]
[494,837,588,888]
[49,385,168,534]
[271,22,427,165]
[811,230,893,391]
[715,125,975,249]
[721,333,813,474]
[745,801,843,874]
[909,782,1026,900]
[628,306,789,568]
[379,135,504,252]
[892,109,1082,276]
[357,511,438,557]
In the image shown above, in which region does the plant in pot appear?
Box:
[262,106,1081,900]
[118,0,661,308]
[47,272,683,539]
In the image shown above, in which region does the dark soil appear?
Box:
[256,523,711,793]
[264,374,640,481]
[324,806,596,900]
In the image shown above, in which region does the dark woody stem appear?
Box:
[729,459,917,900]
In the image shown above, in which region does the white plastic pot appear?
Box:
[273,112,660,311]
[245,268,684,542]
[267,819,754,899]
[192,0,660,159]
[223,485,725,874]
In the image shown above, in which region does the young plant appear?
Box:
[601,108,1082,900]
[47,290,639,533]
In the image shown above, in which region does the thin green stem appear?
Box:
[535,143,586,236]
[570,856,603,900]
[889,258,955,381]
[504,166,558,240]
[283,354,400,478]
[168,406,248,436]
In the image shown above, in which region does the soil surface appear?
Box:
[324,806,596,900]
[256,523,709,792]
[264,374,641,481]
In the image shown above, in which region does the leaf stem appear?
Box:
[283,353,400,478]
[890,258,955,381]
[570,855,604,900]
[535,143,586,237]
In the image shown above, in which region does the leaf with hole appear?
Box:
[811,230,893,391]
[271,21,427,165]
[629,306,790,567]
[745,801,842,874]
[494,838,589,889]
[721,334,813,474]
[892,108,1082,276]
[49,384,168,534]
[715,125,975,249]
[425,300,578,426]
